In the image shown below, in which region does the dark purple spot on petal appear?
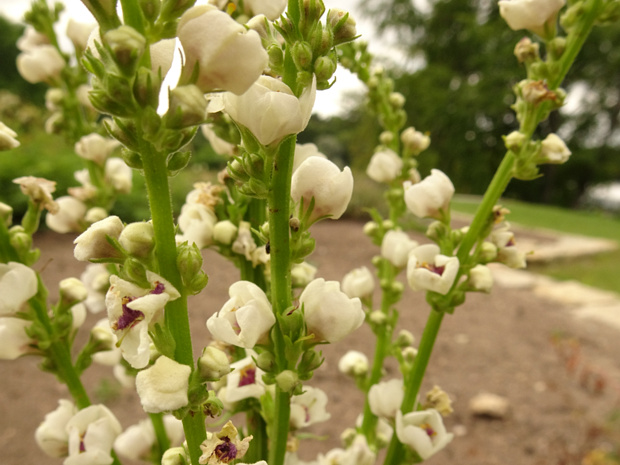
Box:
[238,365,256,387]
[116,297,144,330]
[214,437,237,462]
[151,281,165,295]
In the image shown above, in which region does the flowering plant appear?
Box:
[1,0,616,464]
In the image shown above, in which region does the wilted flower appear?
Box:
[291,157,354,223]
[424,385,454,417]
[341,266,375,299]
[199,421,252,465]
[395,409,454,460]
[105,272,180,368]
[381,230,418,268]
[407,244,460,295]
[206,280,275,349]
[178,5,268,94]
[403,169,454,220]
[74,216,124,261]
[299,278,365,343]
[16,45,65,84]
[224,75,316,146]
[35,399,77,457]
[290,386,331,429]
[0,262,38,315]
[13,176,58,213]
[368,379,404,419]
[366,149,403,183]
[136,356,191,413]
[499,0,565,35]
[46,196,88,233]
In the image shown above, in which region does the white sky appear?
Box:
[1,0,396,117]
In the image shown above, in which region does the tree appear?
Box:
[354,0,620,207]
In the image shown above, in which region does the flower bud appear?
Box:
[537,133,571,164]
[328,8,357,44]
[338,350,368,377]
[119,221,154,257]
[213,220,238,245]
[395,329,415,347]
[59,278,88,306]
[162,447,189,465]
[514,37,540,63]
[314,55,337,83]
[176,242,208,294]
[479,241,498,263]
[366,149,403,183]
[165,85,207,129]
[75,133,120,165]
[198,346,231,381]
[276,370,299,393]
[0,202,13,226]
[292,41,313,70]
[401,127,430,154]
[468,264,493,293]
[104,25,146,71]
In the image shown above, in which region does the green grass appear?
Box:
[452,195,620,294]
[452,195,620,242]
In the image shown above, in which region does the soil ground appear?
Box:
[2,220,620,465]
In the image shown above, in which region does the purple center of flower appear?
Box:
[421,262,445,276]
[115,297,145,330]
[214,437,237,462]
[238,365,256,387]
[421,422,436,438]
[151,281,165,294]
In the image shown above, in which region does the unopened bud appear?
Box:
[119,221,154,257]
[255,351,276,373]
[401,127,430,154]
[165,85,207,128]
[276,370,299,393]
[328,8,357,44]
[395,329,415,347]
[198,346,231,381]
[514,37,540,63]
[292,41,313,71]
[504,131,527,152]
[369,310,386,326]
[314,55,337,82]
[176,242,208,294]
[213,220,238,245]
[59,277,88,305]
[0,202,13,226]
[104,25,146,71]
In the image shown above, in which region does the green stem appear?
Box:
[119,0,145,33]
[267,136,296,465]
[149,413,170,461]
[245,409,268,463]
[141,148,205,464]
[383,309,444,465]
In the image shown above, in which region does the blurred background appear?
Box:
[1,0,619,287]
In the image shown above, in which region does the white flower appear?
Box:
[407,244,460,295]
[162,446,189,465]
[105,272,180,369]
[59,277,88,305]
[395,409,454,460]
[66,19,96,52]
[0,317,33,359]
[105,158,132,194]
[201,124,236,156]
[231,221,257,260]
[499,0,565,34]
[0,121,20,150]
[150,39,176,77]
[17,26,49,52]
[17,45,65,84]
[290,386,331,429]
[46,196,88,233]
[245,0,287,20]
[213,220,238,245]
[75,133,120,165]
[178,5,268,94]
[225,353,266,403]
[401,127,431,154]
[224,75,316,146]
[198,346,231,381]
[539,133,571,164]
[292,143,327,173]
[489,228,527,269]
[13,176,58,213]
[468,264,493,293]
[35,399,78,457]
[404,169,455,220]
[366,149,403,183]
[136,356,191,413]
[291,261,317,287]
[177,203,217,249]
[65,404,122,465]
[199,421,252,465]
[74,216,124,261]
[91,318,122,366]
[380,230,418,268]
[368,379,404,419]
[291,157,354,223]
[321,435,376,465]
[207,280,275,349]
[341,266,375,299]
[0,262,38,315]
[299,278,365,343]
[81,264,111,314]
[114,416,184,460]
[338,350,369,377]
